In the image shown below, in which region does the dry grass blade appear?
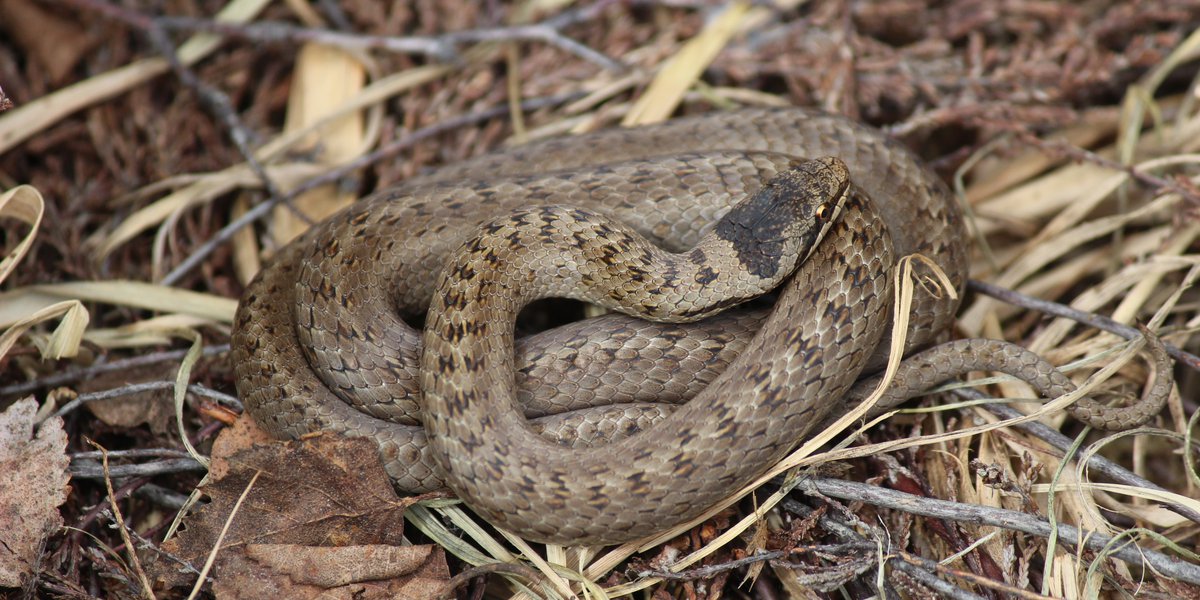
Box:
[622,1,752,126]
[0,186,89,360]
[269,43,371,245]
[89,439,157,600]
[0,282,236,327]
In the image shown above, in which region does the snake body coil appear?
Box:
[232,108,1166,545]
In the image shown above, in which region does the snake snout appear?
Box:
[789,156,851,208]
[768,156,851,239]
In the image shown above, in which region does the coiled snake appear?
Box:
[232,108,1171,545]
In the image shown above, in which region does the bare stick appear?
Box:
[0,344,229,398]
[894,551,1051,600]
[797,477,1200,586]
[60,0,293,210]
[1012,131,1200,206]
[72,457,208,479]
[56,0,624,72]
[47,381,241,422]
[779,497,986,599]
[968,278,1200,371]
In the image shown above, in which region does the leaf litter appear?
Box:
[1,0,1200,598]
[145,414,448,598]
[0,398,70,589]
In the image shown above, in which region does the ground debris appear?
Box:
[0,398,70,589]
[145,416,446,598]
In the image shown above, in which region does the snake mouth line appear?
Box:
[802,179,851,263]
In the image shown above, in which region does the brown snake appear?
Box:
[232,108,1172,545]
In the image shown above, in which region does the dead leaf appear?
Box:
[207,413,275,480]
[76,362,191,435]
[0,397,70,588]
[0,0,95,83]
[210,544,448,600]
[146,430,447,596]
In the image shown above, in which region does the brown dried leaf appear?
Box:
[0,397,70,588]
[147,430,440,595]
[211,544,448,599]
[207,412,276,480]
[80,365,176,434]
[0,0,95,83]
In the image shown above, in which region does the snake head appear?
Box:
[711,156,851,281]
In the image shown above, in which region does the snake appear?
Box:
[231,108,1172,545]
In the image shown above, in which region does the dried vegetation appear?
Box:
[1,0,1200,598]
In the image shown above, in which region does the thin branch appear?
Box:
[47,381,241,423]
[71,421,222,537]
[160,92,584,286]
[1012,131,1200,206]
[72,448,193,460]
[54,0,625,71]
[798,477,1200,586]
[71,457,207,479]
[888,559,990,600]
[636,544,875,581]
[967,278,1200,371]
[894,551,1051,600]
[145,33,292,214]
[780,497,985,599]
[0,344,230,398]
[134,483,193,511]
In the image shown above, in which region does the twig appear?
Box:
[636,544,875,581]
[160,91,584,286]
[71,457,207,479]
[967,279,1200,371]
[797,477,1200,586]
[0,344,229,398]
[58,0,624,71]
[1012,131,1200,206]
[138,26,289,211]
[636,549,787,580]
[134,483,193,511]
[89,439,157,600]
[894,551,1054,600]
[71,421,223,538]
[887,559,989,600]
[72,448,193,461]
[46,381,241,422]
[780,497,984,599]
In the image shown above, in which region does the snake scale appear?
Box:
[232,108,1171,545]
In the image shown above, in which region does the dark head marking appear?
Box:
[712,157,850,279]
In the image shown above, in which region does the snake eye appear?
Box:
[814,202,831,222]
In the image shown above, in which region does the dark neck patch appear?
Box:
[711,178,803,279]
